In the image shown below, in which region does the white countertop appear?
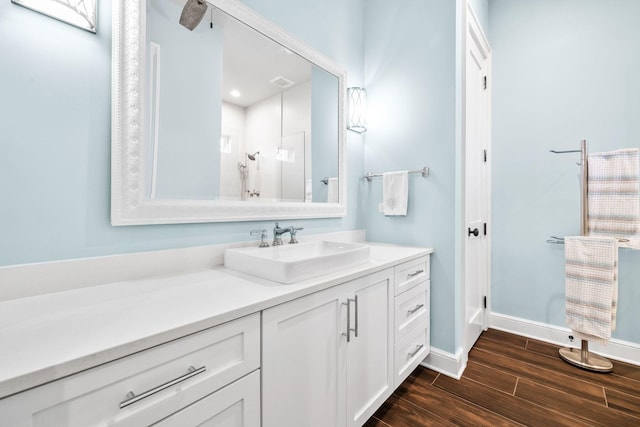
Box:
[0,244,432,399]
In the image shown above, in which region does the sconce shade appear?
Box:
[347,87,367,133]
[12,0,97,33]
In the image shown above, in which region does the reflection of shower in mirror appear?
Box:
[238,152,260,200]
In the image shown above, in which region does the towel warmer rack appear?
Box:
[551,139,614,373]
[364,166,429,182]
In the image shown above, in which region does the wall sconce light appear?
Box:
[12,0,97,33]
[347,87,367,133]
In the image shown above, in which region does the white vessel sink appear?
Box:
[224,241,370,284]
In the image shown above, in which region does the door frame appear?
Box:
[460,1,492,359]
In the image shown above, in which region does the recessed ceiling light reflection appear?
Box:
[230,89,241,97]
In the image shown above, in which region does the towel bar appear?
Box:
[554,140,613,373]
[364,166,429,182]
[546,236,629,245]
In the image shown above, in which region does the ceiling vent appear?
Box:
[270,76,295,89]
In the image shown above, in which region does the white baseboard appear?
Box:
[421,346,466,379]
[0,229,366,302]
[490,312,640,366]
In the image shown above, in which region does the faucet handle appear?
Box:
[289,226,304,244]
[250,229,269,247]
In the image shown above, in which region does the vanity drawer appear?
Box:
[395,281,429,343]
[0,313,260,427]
[152,370,260,427]
[394,318,429,387]
[394,256,429,296]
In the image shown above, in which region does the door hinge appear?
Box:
[483,222,487,236]
[483,149,487,163]
[483,296,487,309]
[483,75,487,90]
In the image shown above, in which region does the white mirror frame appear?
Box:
[111,0,347,225]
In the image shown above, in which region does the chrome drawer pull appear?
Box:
[120,365,206,409]
[407,304,425,315]
[353,295,359,338]
[342,299,352,342]
[408,344,425,358]
[342,297,357,342]
[407,269,424,278]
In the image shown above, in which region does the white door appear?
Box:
[262,285,347,427]
[464,4,491,354]
[346,271,394,427]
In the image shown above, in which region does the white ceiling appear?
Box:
[214,9,312,107]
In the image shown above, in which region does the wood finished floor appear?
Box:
[366,329,640,427]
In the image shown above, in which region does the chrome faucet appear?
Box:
[272,222,304,245]
[272,222,291,246]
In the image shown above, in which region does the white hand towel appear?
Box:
[327,177,339,203]
[564,236,618,344]
[305,178,312,203]
[383,171,408,216]
[587,148,640,249]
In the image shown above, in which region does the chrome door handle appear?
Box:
[408,344,425,358]
[353,295,359,338]
[342,297,357,342]
[407,304,424,315]
[342,299,352,342]
[407,269,424,278]
[120,365,206,409]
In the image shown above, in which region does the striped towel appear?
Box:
[565,236,618,344]
[587,148,640,249]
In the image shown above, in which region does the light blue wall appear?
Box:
[0,0,365,267]
[311,67,339,203]
[364,0,457,353]
[490,0,640,343]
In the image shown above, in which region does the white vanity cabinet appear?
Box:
[0,314,260,427]
[393,257,430,386]
[262,268,395,427]
[0,246,432,427]
[152,370,260,427]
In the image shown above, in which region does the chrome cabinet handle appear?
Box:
[407,304,425,315]
[407,269,424,278]
[342,299,352,342]
[119,365,206,409]
[408,344,425,358]
[342,297,357,342]
[353,295,359,338]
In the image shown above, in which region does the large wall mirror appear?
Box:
[112,0,347,225]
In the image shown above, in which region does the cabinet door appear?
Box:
[152,370,260,427]
[262,285,347,427]
[345,269,394,427]
[0,314,260,427]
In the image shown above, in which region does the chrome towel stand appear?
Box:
[551,139,614,373]
[364,166,429,182]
